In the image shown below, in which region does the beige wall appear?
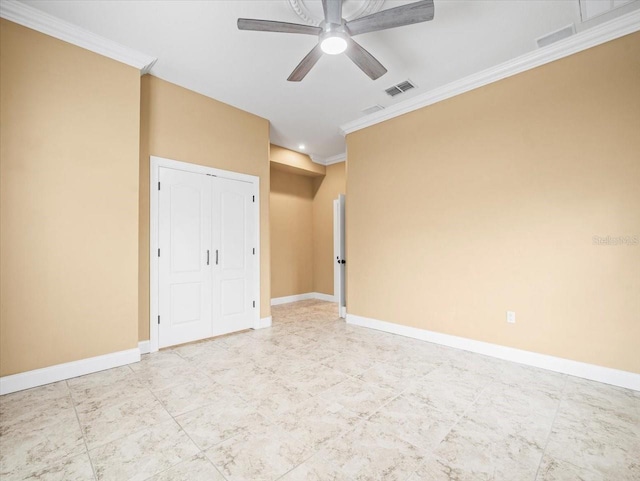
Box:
[0,20,141,376]
[313,162,346,295]
[270,167,315,298]
[271,144,325,177]
[346,32,640,374]
[139,75,270,340]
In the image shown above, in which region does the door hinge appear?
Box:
[252,247,255,255]
[158,248,160,257]
[158,181,161,190]
[157,315,160,325]
[252,195,255,203]
[252,301,256,308]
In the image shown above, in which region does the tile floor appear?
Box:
[1,299,638,480]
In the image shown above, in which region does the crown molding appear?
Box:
[310,153,346,165]
[0,0,157,74]
[340,9,640,136]
[323,153,347,165]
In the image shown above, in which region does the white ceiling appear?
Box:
[21,0,583,160]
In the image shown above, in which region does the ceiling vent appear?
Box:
[536,24,576,48]
[384,80,416,97]
[362,104,385,115]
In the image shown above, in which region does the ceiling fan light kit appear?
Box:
[320,26,348,55]
[321,35,348,54]
[237,0,435,81]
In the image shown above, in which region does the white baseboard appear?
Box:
[346,314,640,392]
[0,347,141,395]
[271,293,315,305]
[314,292,337,302]
[138,340,151,355]
[271,292,336,306]
[253,316,272,330]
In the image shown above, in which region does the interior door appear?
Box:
[334,194,346,318]
[158,167,212,348]
[212,177,256,335]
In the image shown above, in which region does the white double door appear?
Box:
[158,167,257,348]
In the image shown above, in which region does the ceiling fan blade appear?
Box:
[345,38,387,80]
[237,18,322,35]
[288,44,324,82]
[322,0,343,25]
[346,0,434,36]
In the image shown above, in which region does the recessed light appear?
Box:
[299,144,306,150]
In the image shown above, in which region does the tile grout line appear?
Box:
[295,360,439,477]
[81,378,169,449]
[66,379,99,481]
[252,316,368,479]
[271,451,319,481]
[76,362,211,476]
[145,373,231,481]
[405,377,496,477]
[532,374,569,481]
[149,364,240,481]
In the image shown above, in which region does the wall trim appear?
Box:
[271,293,316,305]
[339,9,640,135]
[271,292,337,305]
[310,153,346,166]
[314,292,337,302]
[254,316,273,329]
[0,348,141,395]
[346,314,640,392]
[138,341,151,355]
[323,153,347,165]
[0,0,157,74]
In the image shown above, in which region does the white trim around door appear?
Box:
[149,156,261,353]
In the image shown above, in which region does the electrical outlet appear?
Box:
[507,311,516,324]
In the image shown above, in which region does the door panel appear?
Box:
[170,184,203,272]
[221,278,245,315]
[336,194,346,318]
[212,177,256,335]
[158,167,212,347]
[170,283,201,325]
[221,191,245,270]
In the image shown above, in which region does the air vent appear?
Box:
[385,80,416,97]
[362,104,385,115]
[536,24,576,48]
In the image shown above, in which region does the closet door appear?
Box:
[158,167,212,348]
[212,177,256,335]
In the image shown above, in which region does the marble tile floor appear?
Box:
[1,299,638,480]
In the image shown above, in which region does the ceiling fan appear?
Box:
[237,0,435,82]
